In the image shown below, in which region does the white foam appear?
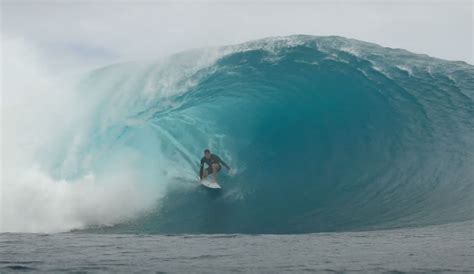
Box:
[395,64,414,76]
[0,36,160,233]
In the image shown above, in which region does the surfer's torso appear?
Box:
[201,154,223,167]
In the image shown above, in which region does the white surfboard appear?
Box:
[200,178,222,189]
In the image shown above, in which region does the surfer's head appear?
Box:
[204,149,211,159]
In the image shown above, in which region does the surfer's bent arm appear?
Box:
[218,157,230,170]
[199,159,204,180]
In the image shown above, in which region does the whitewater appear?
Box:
[1,35,473,272]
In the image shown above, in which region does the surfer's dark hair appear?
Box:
[204,149,210,154]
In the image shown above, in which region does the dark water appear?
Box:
[1,221,473,273]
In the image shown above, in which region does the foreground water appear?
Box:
[1,221,472,273]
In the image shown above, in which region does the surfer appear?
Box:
[199,149,230,183]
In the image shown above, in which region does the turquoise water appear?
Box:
[47,35,473,234]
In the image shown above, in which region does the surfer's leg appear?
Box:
[211,163,220,183]
[204,166,213,180]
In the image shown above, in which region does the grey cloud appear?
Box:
[2,1,472,72]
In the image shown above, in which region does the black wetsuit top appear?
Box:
[200,154,230,179]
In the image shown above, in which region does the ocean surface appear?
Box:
[2,35,473,272]
[1,221,473,273]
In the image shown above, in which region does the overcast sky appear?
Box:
[1,0,473,73]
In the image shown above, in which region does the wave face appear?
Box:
[53,35,474,234]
